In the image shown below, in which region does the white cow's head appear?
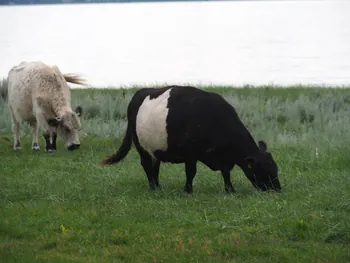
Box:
[48,106,83,151]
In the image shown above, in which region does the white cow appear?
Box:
[7,61,85,152]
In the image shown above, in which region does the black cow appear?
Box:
[101,85,281,193]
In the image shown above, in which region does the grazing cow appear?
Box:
[101,86,281,193]
[7,61,85,152]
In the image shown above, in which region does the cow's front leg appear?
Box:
[43,130,56,153]
[52,132,57,151]
[36,111,57,153]
[30,121,40,151]
[221,169,235,194]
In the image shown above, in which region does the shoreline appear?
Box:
[68,83,350,90]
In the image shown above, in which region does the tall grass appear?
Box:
[76,86,350,147]
[2,85,350,146]
[0,78,7,101]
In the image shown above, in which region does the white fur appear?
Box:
[8,61,66,126]
[136,89,171,158]
[7,61,80,150]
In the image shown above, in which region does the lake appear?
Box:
[1,0,350,87]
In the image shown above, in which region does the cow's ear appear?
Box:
[75,106,83,117]
[71,113,81,130]
[245,156,257,169]
[48,117,61,127]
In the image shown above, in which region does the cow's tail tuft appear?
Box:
[100,122,132,166]
[63,73,87,86]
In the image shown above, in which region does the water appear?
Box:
[1,0,350,87]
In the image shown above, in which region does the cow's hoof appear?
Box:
[148,186,156,192]
[184,188,193,194]
[32,143,40,151]
[14,142,21,151]
[184,184,194,194]
[225,187,236,194]
[46,149,56,153]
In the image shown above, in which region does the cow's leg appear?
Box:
[52,132,57,151]
[43,131,56,153]
[140,153,158,191]
[153,160,161,189]
[221,169,235,193]
[184,160,197,194]
[35,111,56,153]
[10,110,21,151]
[12,121,21,151]
[30,121,40,151]
[43,131,51,152]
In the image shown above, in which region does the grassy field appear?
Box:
[1,83,350,262]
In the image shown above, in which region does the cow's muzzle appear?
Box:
[68,144,80,151]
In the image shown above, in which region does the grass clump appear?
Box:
[0,85,350,262]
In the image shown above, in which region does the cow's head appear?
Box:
[245,141,281,192]
[48,106,83,151]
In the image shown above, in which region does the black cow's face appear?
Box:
[246,141,281,192]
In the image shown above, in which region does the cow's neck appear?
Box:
[51,85,71,117]
[230,128,261,162]
[56,106,72,118]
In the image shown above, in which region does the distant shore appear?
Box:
[1,0,222,6]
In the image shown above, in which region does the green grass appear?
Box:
[1,85,350,262]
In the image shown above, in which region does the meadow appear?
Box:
[0,79,350,262]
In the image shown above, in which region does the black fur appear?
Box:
[43,131,57,152]
[47,118,60,127]
[75,106,83,117]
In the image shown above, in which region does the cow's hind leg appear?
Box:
[140,152,159,191]
[153,160,161,189]
[184,160,197,194]
[221,169,235,194]
[30,121,40,151]
[12,121,21,151]
[10,110,21,151]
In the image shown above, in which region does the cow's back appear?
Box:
[8,61,66,121]
[166,86,240,146]
[8,62,38,121]
[166,87,259,168]
[132,86,252,167]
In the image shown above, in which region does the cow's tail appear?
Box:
[63,73,87,86]
[1,136,13,147]
[100,122,133,166]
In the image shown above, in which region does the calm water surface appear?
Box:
[1,0,350,87]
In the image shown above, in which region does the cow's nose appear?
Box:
[68,144,80,151]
